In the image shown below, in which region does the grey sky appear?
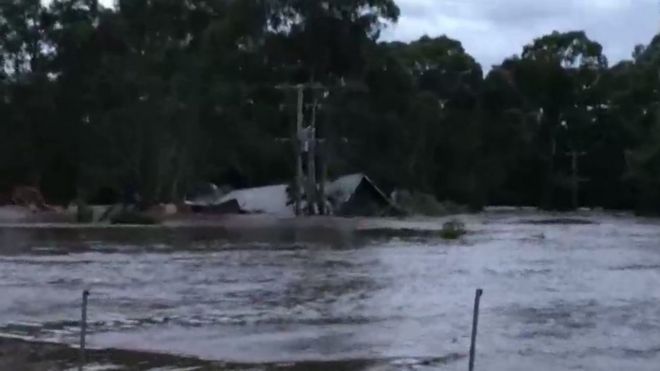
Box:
[92,0,659,69]
[381,0,659,69]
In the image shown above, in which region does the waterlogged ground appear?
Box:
[1,211,660,370]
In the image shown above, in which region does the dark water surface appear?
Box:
[2,211,660,370]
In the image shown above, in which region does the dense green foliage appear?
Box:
[2,0,660,213]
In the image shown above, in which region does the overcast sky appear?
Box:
[381,0,659,69]
[91,0,658,69]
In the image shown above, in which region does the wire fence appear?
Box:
[73,287,484,371]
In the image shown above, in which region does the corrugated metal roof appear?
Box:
[188,173,391,216]
[325,174,364,204]
[218,184,293,216]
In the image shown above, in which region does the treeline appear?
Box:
[2,0,660,213]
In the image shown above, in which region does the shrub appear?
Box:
[439,220,466,240]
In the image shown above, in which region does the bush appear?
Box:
[395,190,468,216]
[439,219,466,240]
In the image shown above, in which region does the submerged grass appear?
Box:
[111,211,160,225]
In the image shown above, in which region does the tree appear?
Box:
[265,0,400,82]
[492,31,609,209]
[1,0,660,214]
[0,0,57,194]
[615,35,660,213]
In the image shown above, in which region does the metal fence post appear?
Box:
[469,288,483,371]
[79,289,90,371]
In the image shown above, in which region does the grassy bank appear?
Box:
[0,336,230,370]
[0,337,463,371]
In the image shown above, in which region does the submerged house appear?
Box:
[186,174,402,217]
[325,174,402,216]
[218,184,292,215]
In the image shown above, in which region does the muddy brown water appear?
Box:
[1,211,660,370]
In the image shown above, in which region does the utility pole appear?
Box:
[306,97,319,215]
[305,84,330,215]
[295,85,304,216]
[276,84,306,216]
[318,150,327,214]
[566,150,587,210]
[277,83,327,216]
[276,79,364,216]
[318,106,328,216]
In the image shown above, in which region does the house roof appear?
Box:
[189,173,394,217]
[325,174,364,204]
[218,184,293,216]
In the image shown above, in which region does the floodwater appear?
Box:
[1,211,660,370]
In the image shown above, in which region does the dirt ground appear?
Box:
[0,336,221,370]
[0,337,443,371]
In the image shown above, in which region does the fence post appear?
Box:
[468,288,483,371]
[79,289,90,371]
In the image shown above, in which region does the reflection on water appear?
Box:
[1,211,660,370]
